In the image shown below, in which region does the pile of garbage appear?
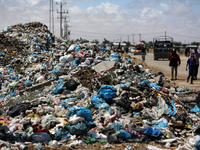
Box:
[0,22,200,150]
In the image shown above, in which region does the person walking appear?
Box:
[194,47,199,80]
[169,49,181,80]
[186,52,196,84]
[141,46,146,61]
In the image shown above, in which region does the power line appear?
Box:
[71,29,163,36]
[167,32,200,39]
[71,29,128,36]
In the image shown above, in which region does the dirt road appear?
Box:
[128,52,200,91]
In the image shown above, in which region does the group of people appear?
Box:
[169,47,199,84]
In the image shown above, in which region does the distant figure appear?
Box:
[169,49,181,80]
[141,46,146,61]
[194,47,199,80]
[146,46,149,53]
[121,46,125,53]
[125,46,129,54]
[186,52,196,84]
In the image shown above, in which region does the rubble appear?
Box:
[0,22,200,150]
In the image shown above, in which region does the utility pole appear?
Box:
[57,2,68,37]
[64,18,70,39]
[49,0,51,31]
[128,35,129,42]
[165,31,166,41]
[133,34,134,43]
[52,0,54,35]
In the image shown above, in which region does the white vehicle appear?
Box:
[129,47,141,55]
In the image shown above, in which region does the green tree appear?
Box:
[191,42,199,46]
[102,38,110,45]
[91,39,100,45]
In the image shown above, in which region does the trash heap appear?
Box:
[0,22,200,150]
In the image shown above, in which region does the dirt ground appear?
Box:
[122,53,200,91]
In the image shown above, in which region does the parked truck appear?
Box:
[153,36,173,60]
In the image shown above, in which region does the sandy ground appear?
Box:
[125,52,200,91]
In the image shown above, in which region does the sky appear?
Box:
[0,0,200,43]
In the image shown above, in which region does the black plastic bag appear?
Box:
[65,79,79,91]
[8,102,31,118]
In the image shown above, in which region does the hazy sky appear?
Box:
[0,0,200,43]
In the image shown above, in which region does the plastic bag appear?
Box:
[25,80,32,87]
[52,82,66,95]
[67,106,94,125]
[97,85,117,103]
[67,123,88,136]
[31,132,52,143]
[65,79,79,91]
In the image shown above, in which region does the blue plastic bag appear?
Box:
[154,119,168,128]
[112,121,123,132]
[72,58,80,67]
[67,106,94,125]
[75,45,80,52]
[111,53,121,58]
[31,132,52,143]
[67,123,88,136]
[25,80,32,87]
[60,97,79,108]
[167,100,176,116]
[119,130,132,140]
[143,127,161,137]
[191,105,200,113]
[90,95,106,109]
[97,85,117,102]
[149,83,162,91]
[52,83,66,95]
[195,137,200,150]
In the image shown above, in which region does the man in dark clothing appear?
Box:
[194,47,199,80]
[169,49,181,80]
[125,46,129,54]
[186,52,196,84]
